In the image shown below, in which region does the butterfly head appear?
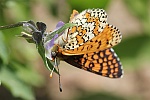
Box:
[44,34,59,60]
[44,21,68,60]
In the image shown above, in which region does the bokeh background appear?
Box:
[0,0,150,100]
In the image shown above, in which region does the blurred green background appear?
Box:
[0,0,150,100]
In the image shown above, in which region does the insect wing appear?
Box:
[64,48,123,78]
[61,9,122,55]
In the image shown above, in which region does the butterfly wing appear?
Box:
[60,9,122,55]
[62,24,122,55]
[64,48,123,78]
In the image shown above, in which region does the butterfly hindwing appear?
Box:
[64,48,123,78]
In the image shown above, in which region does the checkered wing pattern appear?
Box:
[61,9,122,55]
[64,48,123,78]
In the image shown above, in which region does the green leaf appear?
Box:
[124,0,149,20]
[115,34,150,59]
[75,92,126,100]
[0,66,35,100]
[37,43,59,74]
[5,0,31,21]
[11,62,44,87]
[136,37,150,63]
[114,34,150,69]
[124,0,150,33]
[0,32,9,64]
[67,0,110,12]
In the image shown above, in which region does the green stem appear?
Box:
[0,22,25,30]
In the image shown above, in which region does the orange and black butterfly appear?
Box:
[44,8,123,78]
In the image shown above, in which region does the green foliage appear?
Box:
[124,0,150,34]
[114,34,150,69]
[0,1,44,100]
[36,42,56,73]
[2,0,31,21]
[67,0,110,12]
[0,32,9,64]
[113,0,150,69]
[115,34,150,58]
[75,92,126,100]
[0,31,44,100]
[0,66,35,100]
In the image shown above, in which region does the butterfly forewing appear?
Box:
[60,9,122,55]
[64,48,123,78]
[62,24,122,55]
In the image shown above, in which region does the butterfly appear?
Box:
[44,8,123,78]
